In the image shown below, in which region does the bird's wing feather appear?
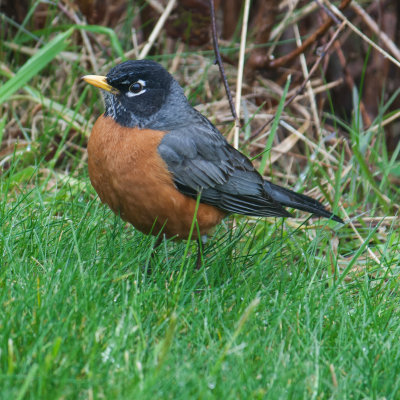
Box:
[157,112,291,218]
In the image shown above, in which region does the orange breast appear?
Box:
[87,115,226,239]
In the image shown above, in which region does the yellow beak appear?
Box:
[82,75,117,93]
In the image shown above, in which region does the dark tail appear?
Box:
[263,180,343,223]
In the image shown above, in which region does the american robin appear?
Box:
[83,60,342,265]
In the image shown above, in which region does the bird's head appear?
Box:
[83,60,185,128]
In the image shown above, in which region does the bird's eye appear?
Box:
[129,82,143,93]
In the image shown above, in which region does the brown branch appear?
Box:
[249,21,346,142]
[208,0,238,122]
[268,0,352,69]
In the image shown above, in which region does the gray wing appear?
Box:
[157,113,291,218]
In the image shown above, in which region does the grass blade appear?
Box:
[0,28,74,105]
[258,75,291,175]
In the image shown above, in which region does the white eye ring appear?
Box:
[127,79,146,97]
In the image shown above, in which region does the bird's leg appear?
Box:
[146,235,163,275]
[153,234,163,251]
[195,239,202,270]
[195,235,208,270]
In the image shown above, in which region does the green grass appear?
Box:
[1,2,400,398]
[1,177,399,399]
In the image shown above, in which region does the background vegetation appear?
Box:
[1,0,399,398]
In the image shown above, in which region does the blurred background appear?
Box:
[1,0,399,205]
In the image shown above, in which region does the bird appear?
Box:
[83,59,342,268]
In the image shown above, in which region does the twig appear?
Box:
[170,42,185,73]
[131,27,140,59]
[279,120,337,163]
[314,0,340,24]
[0,13,44,45]
[147,0,165,14]
[268,0,301,57]
[249,21,346,141]
[292,5,321,136]
[57,2,99,73]
[138,0,177,60]
[208,0,238,122]
[339,205,382,266]
[351,0,400,62]
[234,0,251,149]
[369,109,400,133]
[323,0,400,69]
[268,0,351,69]
[270,1,314,42]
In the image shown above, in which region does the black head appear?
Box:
[83,60,179,128]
